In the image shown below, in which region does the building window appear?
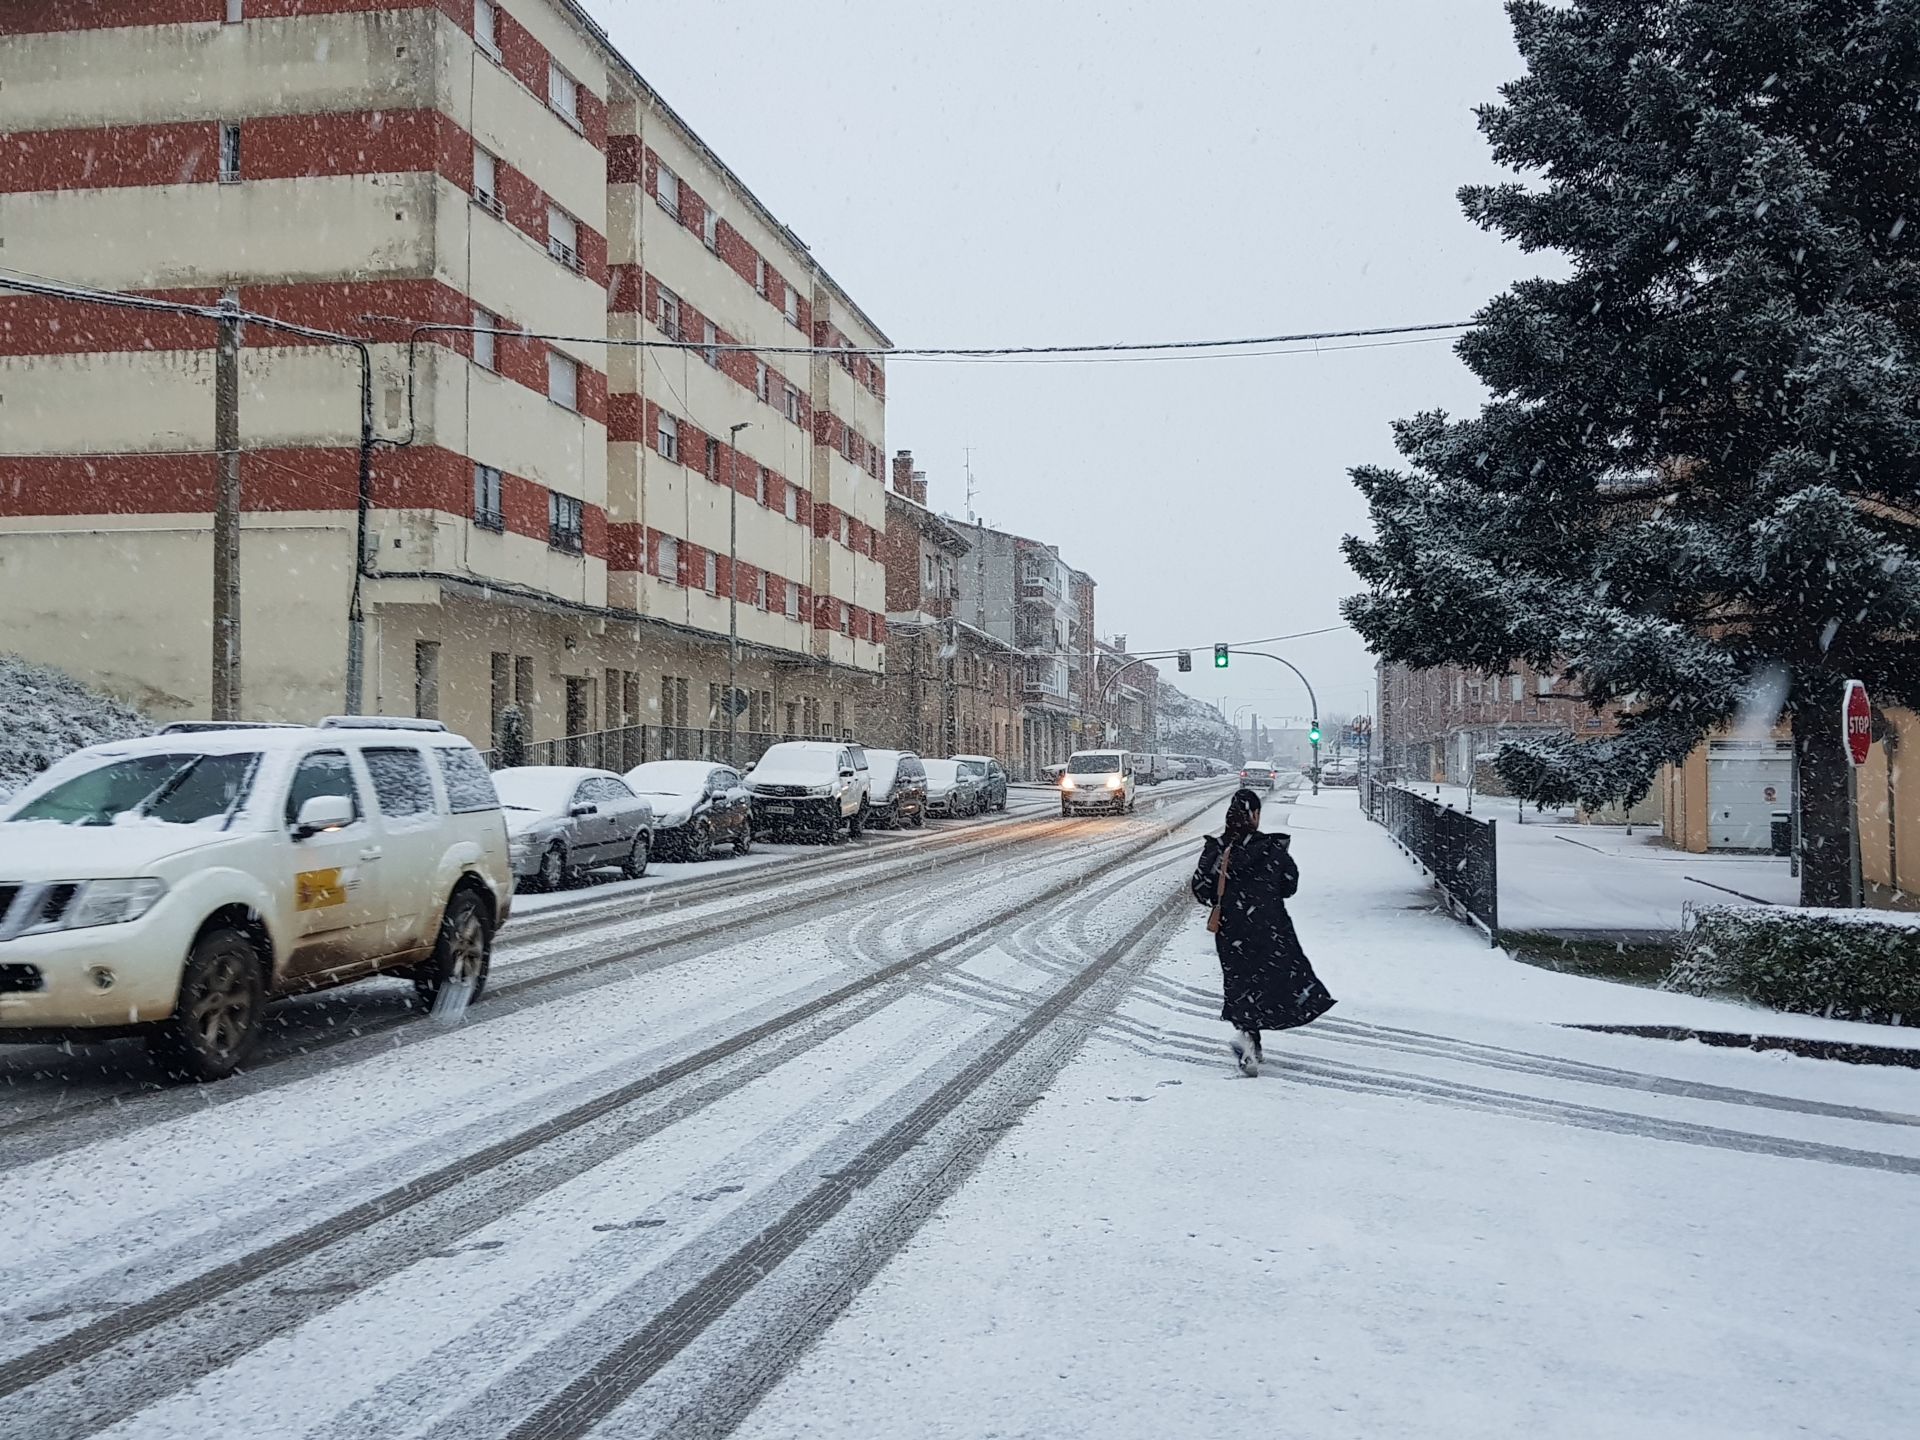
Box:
[657,164,680,216]
[754,360,769,403]
[783,385,800,423]
[547,205,580,269]
[754,256,767,297]
[548,491,584,553]
[1509,674,1524,702]
[548,63,579,125]
[782,285,798,325]
[785,585,800,620]
[704,552,719,594]
[472,308,496,371]
[753,571,767,609]
[702,207,719,251]
[784,485,798,522]
[656,412,679,461]
[547,350,579,410]
[840,604,852,637]
[472,147,501,215]
[414,640,441,720]
[225,0,243,22]
[656,533,679,582]
[473,0,498,56]
[705,435,721,480]
[702,319,718,367]
[657,285,681,340]
[755,466,769,505]
[219,123,242,183]
[473,464,504,531]
[1537,673,1554,696]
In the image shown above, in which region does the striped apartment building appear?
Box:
[0,0,890,758]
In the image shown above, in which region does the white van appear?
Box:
[0,719,512,1081]
[1059,750,1136,817]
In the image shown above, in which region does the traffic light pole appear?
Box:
[1222,649,1321,795]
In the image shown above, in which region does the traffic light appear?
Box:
[1176,649,1192,673]
[1308,722,1322,745]
[1213,644,1230,669]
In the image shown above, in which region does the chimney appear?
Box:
[892,450,915,499]
[911,468,928,505]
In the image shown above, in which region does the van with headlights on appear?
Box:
[1059,750,1136,817]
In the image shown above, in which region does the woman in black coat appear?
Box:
[1190,787,1335,1076]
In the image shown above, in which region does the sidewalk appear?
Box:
[1413,782,1798,934]
[733,790,1920,1440]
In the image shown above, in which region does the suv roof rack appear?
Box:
[317,716,450,732]
[155,721,303,735]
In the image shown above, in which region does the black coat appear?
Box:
[1191,830,1335,1032]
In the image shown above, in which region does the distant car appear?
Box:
[922,759,985,818]
[951,755,1008,813]
[866,749,928,828]
[1320,758,1362,788]
[1239,762,1278,792]
[1060,750,1135,816]
[0,719,512,1082]
[746,741,871,841]
[495,766,654,890]
[622,760,753,860]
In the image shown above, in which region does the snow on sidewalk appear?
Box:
[733,791,1920,1440]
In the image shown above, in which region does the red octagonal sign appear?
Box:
[1842,679,1872,767]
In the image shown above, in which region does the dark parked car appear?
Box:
[951,755,1008,812]
[866,749,928,828]
[623,760,753,860]
[495,766,654,889]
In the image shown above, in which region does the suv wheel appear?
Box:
[621,832,650,879]
[687,817,712,861]
[733,819,754,856]
[147,924,266,1083]
[848,804,867,840]
[537,843,567,892]
[413,888,492,1011]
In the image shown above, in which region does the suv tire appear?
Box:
[848,804,867,840]
[413,887,492,1011]
[687,817,712,861]
[733,820,753,856]
[621,833,650,879]
[147,924,266,1084]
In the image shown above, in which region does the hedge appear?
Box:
[1664,906,1920,1026]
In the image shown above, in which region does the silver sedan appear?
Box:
[494,766,655,890]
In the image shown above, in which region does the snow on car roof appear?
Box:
[66,725,473,760]
[625,760,718,792]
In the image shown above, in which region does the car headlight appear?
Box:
[8,877,168,936]
[1061,776,1075,790]
[808,784,833,797]
[1105,775,1123,790]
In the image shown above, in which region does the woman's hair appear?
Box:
[1224,787,1263,837]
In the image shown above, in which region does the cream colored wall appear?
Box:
[441,43,606,232]
[3,10,437,129]
[0,514,354,721]
[1858,708,1920,905]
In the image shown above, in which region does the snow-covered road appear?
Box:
[3,781,1914,1440]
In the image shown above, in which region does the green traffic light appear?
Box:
[1309,725,1322,744]
[1213,644,1229,669]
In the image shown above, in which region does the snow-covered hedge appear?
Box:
[0,655,151,801]
[1664,906,1920,1026]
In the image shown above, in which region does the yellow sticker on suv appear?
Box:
[295,868,348,910]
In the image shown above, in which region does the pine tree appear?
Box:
[1343,0,1920,905]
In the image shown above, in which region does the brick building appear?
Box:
[0,0,887,760]
[1376,659,1624,787]
[861,452,1021,761]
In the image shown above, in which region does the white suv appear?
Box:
[746,741,871,840]
[0,718,512,1081]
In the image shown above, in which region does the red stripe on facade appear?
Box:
[0,445,608,558]
[3,121,216,191]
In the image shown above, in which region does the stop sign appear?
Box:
[1842,680,1872,767]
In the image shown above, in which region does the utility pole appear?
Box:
[210,291,243,721]
[726,421,751,766]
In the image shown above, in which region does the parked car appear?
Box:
[495,766,654,890]
[623,760,753,860]
[1320,757,1362,788]
[1060,750,1136,816]
[1239,761,1278,792]
[1133,753,1164,786]
[746,741,871,841]
[0,718,512,1082]
[866,750,928,828]
[922,758,986,818]
[951,755,1009,813]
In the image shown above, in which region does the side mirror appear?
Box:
[839,768,856,779]
[293,794,353,839]
[569,803,597,817]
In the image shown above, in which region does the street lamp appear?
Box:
[727,420,751,766]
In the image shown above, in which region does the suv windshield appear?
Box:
[760,748,838,777]
[1067,754,1123,775]
[9,751,259,827]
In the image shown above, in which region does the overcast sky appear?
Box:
[592,1,1550,729]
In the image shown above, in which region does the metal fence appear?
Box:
[475,726,851,773]
[1364,779,1500,945]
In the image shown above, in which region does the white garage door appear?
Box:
[1707,741,1792,850]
